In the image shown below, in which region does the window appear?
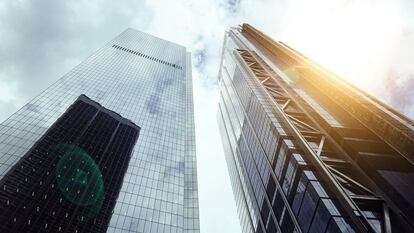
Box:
[0,95,141,233]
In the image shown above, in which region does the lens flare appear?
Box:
[52,144,104,218]
[283,67,301,85]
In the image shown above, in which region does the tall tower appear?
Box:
[217,24,414,233]
[0,29,199,233]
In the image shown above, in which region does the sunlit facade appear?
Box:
[217,24,414,233]
[0,29,199,233]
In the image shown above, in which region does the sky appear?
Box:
[0,0,414,232]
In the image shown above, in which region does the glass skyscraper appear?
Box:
[0,29,199,233]
[217,24,414,233]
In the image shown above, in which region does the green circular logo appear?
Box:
[52,144,104,217]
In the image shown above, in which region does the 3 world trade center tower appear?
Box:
[0,29,199,233]
[217,24,414,233]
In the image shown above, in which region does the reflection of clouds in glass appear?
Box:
[145,94,161,114]
[162,161,185,180]
[0,0,411,232]
[128,219,140,231]
[162,166,174,179]
[178,160,185,174]
[153,125,164,136]
[0,23,199,232]
[145,71,182,116]
[155,77,174,92]
[146,147,165,162]
[94,89,106,102]
[24,103,40,113]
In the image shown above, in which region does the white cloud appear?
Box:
[250,0,414,114]
[0,67,24,120]
[0,1,414,233]
[0,81,17,102]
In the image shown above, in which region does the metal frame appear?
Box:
[235,48,388,232]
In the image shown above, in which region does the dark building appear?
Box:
[217,24,414,233]
[0,29,199,233]
[0,94,140,233]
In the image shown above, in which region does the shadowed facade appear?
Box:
[217,24,414,233]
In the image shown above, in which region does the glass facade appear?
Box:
[0,94,141,232]
[218,24,414,233]
[0,29,199,233]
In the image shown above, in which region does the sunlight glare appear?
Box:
[280,0,403,91]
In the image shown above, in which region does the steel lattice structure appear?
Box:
[217,24,414,233]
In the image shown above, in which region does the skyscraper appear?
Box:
[0,29,199,233]
[217,24,414,233]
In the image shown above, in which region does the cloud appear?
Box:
[221,0,241,14]
[0,1,78,93]
[381,26,414,117]
[145,95,161,114]
[0,0,154,119]
[1,1,414,233]
[0,1,243,232]
[193,48,207,71]
[384,72,414,115]
[0,78,19,103]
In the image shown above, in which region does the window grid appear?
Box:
[0,29,199,233]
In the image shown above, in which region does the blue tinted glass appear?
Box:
[0,29,199,233]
